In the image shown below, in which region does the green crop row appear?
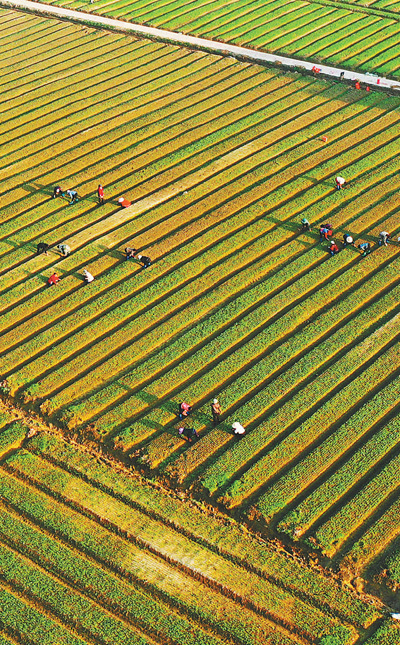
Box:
[0,412,13,431]
[0,542,155,645]
[12,207,308,401]
[315,450,400,557]
[0,74,388,320]
[223,320,400,512]
[0,467,325,645]
[0,586,87,645]
[0,510,229,645]
[61,240,301,428]
[199,269,400,498]
[287,13,361,57]
[117,245,347,452]
[0,422,27,458]
[29,432,380,627]
[48,0,400,77]
[385,544,400,586]
[363,619,400,645]
[163,250,400,481]
[279,400,400,539]
[2,450,356,644]
[103,245,332,442]
[343,494,400,574]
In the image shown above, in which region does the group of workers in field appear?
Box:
[37,173,394,442]
[39,184,152,287]
[177,398,246,443]
[300,176,395,258]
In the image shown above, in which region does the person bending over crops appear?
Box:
[232,422,245,436]
[36,242,49,255]
[66,189,79,205]
[118,197,131,208]
[178,427,198,443]
[335,176,346,190]
[179,402,191,419]
[83,269,94,283]
[53,186,64,198]
[378,231,390,246]
[97,184,105,206]
[358,242,371,257]
[319,224,332,242]
[329,240,339,256]
[47,272,60,286]
[342,234,354,247]
[301,218,311,232]
[211,398,222,425]
[125,247,137,260]
[57,243,71,257]
[136,253,152,268]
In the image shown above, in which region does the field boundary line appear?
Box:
[2,0,400,90]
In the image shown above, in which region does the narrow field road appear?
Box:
[2,0,400,91]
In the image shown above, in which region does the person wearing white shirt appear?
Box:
[83,269,94,283]
[232,422,245,436]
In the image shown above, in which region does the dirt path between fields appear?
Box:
[2,0,400,92]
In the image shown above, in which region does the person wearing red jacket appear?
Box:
[47,273,60,286]
[97,184,105,206]
[329,241,339,256]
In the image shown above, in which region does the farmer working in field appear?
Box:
[178,427,199,443]
[378,231,390,246]
[232,422,246,437]
[179,402,191,419]
[57,243,71,257]
[125,247,137,260]
[136,253,152,268]
[319,224,332,241]
[97,184,105,206]
[211,398,222,426]
[83,269,94,283]
[53,186,64,198]
[335,176,346,190]
[66,189,79,205]
[118,197,131,208]
[36,242,49,255]
[342,234,354,247]
[329,240,339,256]
[358,242,371,257]
[47,272,60,286]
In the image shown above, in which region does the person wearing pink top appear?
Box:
[179,402,191,419]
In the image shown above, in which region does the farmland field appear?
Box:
[38,0,400,79]
[0,414,390,645]
[1,5,400,643]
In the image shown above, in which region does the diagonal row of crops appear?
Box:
[39,0,400,78]
[2,6,400,603]
[0,422,389,645]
